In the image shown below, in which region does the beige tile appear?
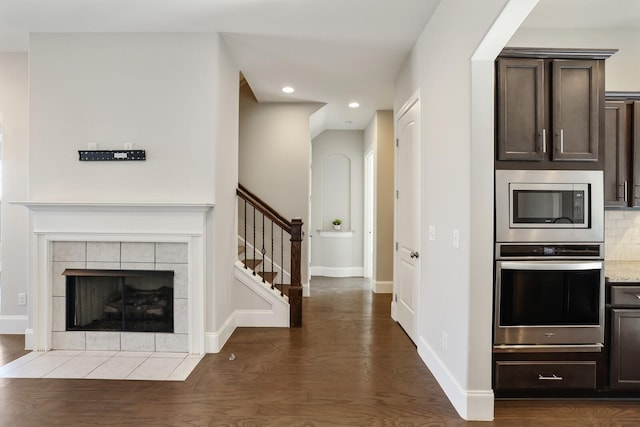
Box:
[52,242,86,262]
[87,242,121,262]
[121,242,155,263]
[156,263,187,298]
[85,356,144,379]
[52,331,86,350]
[86,332,120,351]
[167,356,203,381]
[155,333,188,353]
[52,261,85,297]
[120,333,155,352]
[155,243,188,264]
[44,356,111,378]
[126,357,183,381]
[3,354,73,378]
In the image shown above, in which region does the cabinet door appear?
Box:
[633,102,640,206]
[604,101,629,207]
[610,309,640,389]
[496,58,545,161]
[551,60,600,161]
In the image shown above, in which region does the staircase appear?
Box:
[236,184,303,327]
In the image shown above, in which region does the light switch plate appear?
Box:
[428,225,436,241]
[452,229,460,248]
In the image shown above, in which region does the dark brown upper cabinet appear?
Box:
[604,93,640,208]
[496,48,617,170]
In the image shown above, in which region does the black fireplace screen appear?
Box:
[64,269,174,333]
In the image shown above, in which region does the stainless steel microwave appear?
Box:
[495,170,604,243]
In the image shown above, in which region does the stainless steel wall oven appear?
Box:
[494,243,604,347]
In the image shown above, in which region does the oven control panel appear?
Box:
[497,243,603,259]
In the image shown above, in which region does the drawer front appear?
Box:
[611,286,640,307]
[495,361,597,390]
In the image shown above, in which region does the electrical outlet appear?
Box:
[18,293,26,306]
[123,142,133,150]
[452,229,460,248]
[428,225,436,241]
[87,142,98,150]
[442,331,448,351]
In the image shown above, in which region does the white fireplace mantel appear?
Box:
[17,201,214,355]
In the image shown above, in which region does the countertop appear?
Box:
[605,260,640,283]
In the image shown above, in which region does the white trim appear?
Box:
[205,313,237,353]
[310,266,364,277]
[25,329,34,350]
[418,336,494,421]
[317,230,354,238]
[234,261,289,327]
[0,315,28,335]
[302,281,310,297]
[373,280,393,294]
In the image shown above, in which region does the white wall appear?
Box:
[210,37,240,336]
[22,33,239,345]
[310,130,364,277]
[393,0,535,420]
[0,53,29,329]
[29,33,219,202]
[239,89,322,288]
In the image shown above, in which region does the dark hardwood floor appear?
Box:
[0,276,639,426]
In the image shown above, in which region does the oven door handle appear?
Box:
[499,261,603,271]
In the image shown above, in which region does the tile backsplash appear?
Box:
[605,210,640,260]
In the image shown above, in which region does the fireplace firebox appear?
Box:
[64,269,174,333]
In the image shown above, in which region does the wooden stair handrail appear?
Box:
[237,184,292,232]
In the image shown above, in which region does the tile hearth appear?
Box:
[0,350,203,381]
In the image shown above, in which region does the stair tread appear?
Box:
[274,283,291,297]
[243,259,263,269]
[257,271,278,283]
[238,245,245,255]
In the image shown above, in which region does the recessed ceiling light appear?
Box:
[282,86,295,94]
[345,121,352,125]
[348,102,360,108]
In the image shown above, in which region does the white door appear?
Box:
[394,97,421,343]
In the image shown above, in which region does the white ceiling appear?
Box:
[0,0,638,133]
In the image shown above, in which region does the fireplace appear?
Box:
[64,269,174,333]
[21,201,212,354]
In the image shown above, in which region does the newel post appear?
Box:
[289,217,303,327]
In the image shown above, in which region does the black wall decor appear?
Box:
[78,150,146,161]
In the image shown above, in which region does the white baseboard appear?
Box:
[0,315,28,335]
[417,336,494,421]
[373,280,393,293]
[310,266,364,277]
[302,282,310,297]
[205,313,237,353]
[24,328,34,350]
[235,309,289,327]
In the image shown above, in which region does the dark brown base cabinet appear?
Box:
[604,93,640,207]
[609,285,640,389]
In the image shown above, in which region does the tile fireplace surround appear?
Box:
[52,241,187,352]
[19,202,213,355]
